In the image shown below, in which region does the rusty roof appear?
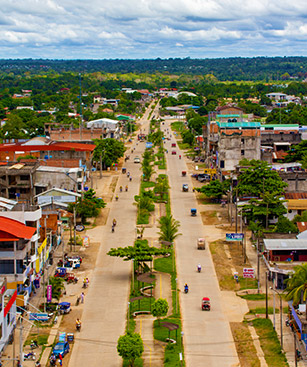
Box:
[297,222,307,233]
[284,193,307,200]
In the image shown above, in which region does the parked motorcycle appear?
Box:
[24,352,36,360]
[30,340,38,349]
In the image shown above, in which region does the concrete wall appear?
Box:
[218,135,261,171]
[261,132,301,146]
[279,172,307,192]
[34,170,82,192]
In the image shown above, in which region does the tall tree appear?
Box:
[117,332,144,367]
[93,138,125,168]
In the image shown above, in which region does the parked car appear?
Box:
[171,143,176,147]
[53,342,70,358]
[171,151,176,155]
[134,157,141,163]
[197,174,211,182]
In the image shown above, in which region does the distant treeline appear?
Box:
[1,57,307,81]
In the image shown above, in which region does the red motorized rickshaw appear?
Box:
[202,297,211,311]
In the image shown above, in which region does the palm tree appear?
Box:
[158,214,181,244]
[285,264,307,320]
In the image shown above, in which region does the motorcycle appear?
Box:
[184,285,189,294]
[76,323,81,332]
[197,265,201,273]
[125,186,128,192]
[115,195,118,201]
[31,340,38,349]
[50,355,56,366]
[35,361,41,367]
[112,225,115,233]
[24,352,36,360]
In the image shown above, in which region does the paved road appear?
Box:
[163,123,240,367]
[69,105,154,367]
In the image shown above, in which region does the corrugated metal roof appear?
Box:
[0,217,36,239]
[285,193,307,200]
[261,124,299,128]
[297,222,307,232]
[217,122,261,128]
[287,200,307,210]
[264,239,307,250]
[0,142,96,152]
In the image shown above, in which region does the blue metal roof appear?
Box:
[217,122,261,128]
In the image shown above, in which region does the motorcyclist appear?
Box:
[179,155,181,159]
[184,283,189,293]
[115,195,118,201]
[76,318,81,331]
[113,219,117,226]
[125,185,128,192]
[197,264,201,272]
[49,355,56,366]
[120,186,123,192]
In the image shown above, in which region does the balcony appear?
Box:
[0,241,31,259]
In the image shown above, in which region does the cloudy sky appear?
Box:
[0,0,306,59]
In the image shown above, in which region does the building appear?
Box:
[279,172,307,193]
[0,278,17,353]
[216,105,244,118]
[0,162,38,201]
[216,121,261,172]
[0,138,95,170]
[260,124,301,148]
[34,166,84,194]
[0,215,37,305]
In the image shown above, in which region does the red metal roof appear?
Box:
[0,142,96,152]
[0,217,36,239]
[284,193,307,200]
[297,222,307,233]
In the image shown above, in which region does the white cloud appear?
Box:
[0,0,306,58]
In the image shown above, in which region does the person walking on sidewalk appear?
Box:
[81,292,85,303]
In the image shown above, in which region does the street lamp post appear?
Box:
[270,287,283,350]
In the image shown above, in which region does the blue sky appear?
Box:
[0,0,306,59]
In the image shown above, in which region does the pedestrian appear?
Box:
[59,353,63,366]
[81,292,85,303]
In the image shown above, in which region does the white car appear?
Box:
[134,157,141,163]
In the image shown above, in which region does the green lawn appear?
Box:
[239,294,268,301]
[251,318,288,367]
[154,317,184,367]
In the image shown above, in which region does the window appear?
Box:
[220,160,225,169]
[241,150,245,156]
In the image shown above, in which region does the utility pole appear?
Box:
[73,206,76,251]
[19,317,23,367]
[294,330,297,367]
[265,271,268,319]
[100,151,102,179]
[257,239,260,294]
[235,187,238,233]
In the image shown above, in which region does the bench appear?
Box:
[132,311,151,317]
